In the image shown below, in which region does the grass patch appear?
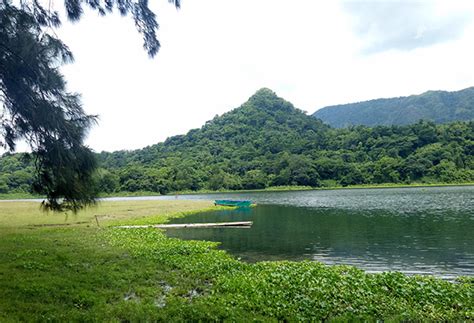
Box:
[90,182,474,197]
[0,200,213,228]
[0,200,472,321]
[0,192,40,200]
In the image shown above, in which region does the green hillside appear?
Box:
[1,88,474,196]
[313,87,474,127]
[97,88,330,193]
[93,89,474,193]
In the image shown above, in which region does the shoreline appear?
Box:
[0,200,472,320]
[169,182,474,195]
[3,182,474,201]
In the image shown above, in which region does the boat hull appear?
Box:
[214,200,252,207]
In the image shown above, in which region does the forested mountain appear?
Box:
[313,87,474,128]
[97,88,330,193]
[1,88,474,195]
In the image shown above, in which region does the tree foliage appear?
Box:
[1,2,98,210]
[2,89,474,196]
[61,0,180,57]
[314,87,474,128]
[93,89,473,193]
[96,89,474,193]
[0,0,179,210]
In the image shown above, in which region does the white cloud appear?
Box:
[342,0,474,53]
[44,0,474,152]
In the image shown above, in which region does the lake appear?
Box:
[164,186,474,279]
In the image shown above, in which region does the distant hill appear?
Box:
[2,88,474,196]
[97,88,330,192]
[313,87,474,127]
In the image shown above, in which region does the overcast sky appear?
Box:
[51,0,474,152]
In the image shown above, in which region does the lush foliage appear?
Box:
[314,86,474,127]
[2,88,474,195]
[97,89,474,193]
[0,200,472,321]
[0,0,180,210]
[0,1,100,210]
[0,153,33,194]
[61,0,181,57]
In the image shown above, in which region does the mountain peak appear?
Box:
[253,87,277,97]
[246,88,296,113]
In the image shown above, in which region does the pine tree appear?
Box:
[0,0,179,210]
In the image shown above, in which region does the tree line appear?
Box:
[2,89,473,195]
[314,87,474,128]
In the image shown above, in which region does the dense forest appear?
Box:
[313,87,474,127]
[1,88,474,195]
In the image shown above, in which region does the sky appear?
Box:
[44,0,474,152]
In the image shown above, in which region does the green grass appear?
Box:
[85,181,474,198]
[97,181,474,196]
[0,192,40,200]
[0,200,473,321]
[0,200,214,228]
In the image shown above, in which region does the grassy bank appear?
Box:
[0,200,473,321]
[98,181,474,196]
[0,192,41,200]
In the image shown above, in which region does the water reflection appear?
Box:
[166,186,474,279]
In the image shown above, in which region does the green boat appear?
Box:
[214,200,252,207]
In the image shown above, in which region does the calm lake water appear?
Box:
[164,186,474,279]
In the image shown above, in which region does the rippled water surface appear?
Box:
[164,186,474,279]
